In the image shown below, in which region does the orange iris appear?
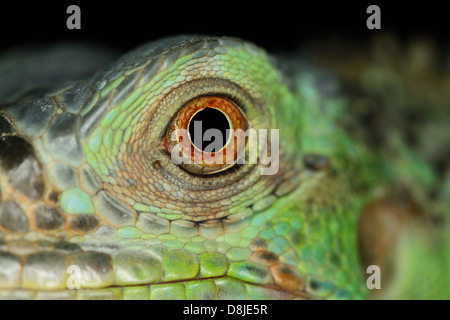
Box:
[164,96,248,174]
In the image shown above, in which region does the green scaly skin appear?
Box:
[0,36,448,300]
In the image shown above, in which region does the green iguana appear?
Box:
[0,35,448,299]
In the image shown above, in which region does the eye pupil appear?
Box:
[188,107,231,152]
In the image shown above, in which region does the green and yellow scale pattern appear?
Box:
[0,36,446,299]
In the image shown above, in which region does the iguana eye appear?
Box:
[163,95,248,175]
[79,37,288,221]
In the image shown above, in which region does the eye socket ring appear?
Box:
[137,77,264,191]
[164,95,248,175]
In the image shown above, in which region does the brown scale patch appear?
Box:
[67,215,100,233]
[32,205,64,231]
[249,250,279,267]
[153,160,162,170]
[270,264,305,292]
[0,200,29,233]
[249,244,306,294]
[46,189,60,204]
[250,248,306,293]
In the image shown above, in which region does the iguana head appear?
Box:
[0,36,402,299]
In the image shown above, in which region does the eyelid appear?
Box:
[145,78,257,144]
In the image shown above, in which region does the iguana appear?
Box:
[0,35,448,299]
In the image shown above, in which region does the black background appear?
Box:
[0,1,447,52]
